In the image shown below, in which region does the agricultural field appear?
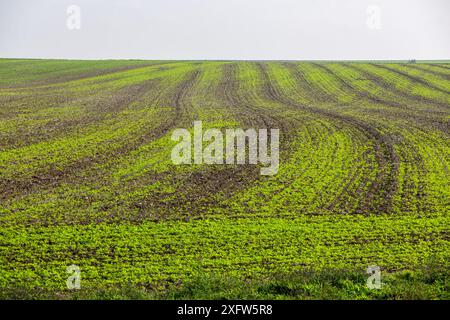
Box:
[0,59,449,299]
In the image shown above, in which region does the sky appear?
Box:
[0,0,449,60]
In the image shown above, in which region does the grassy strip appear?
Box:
[0,216,448,290]
[1,267,447,300]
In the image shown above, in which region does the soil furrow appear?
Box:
[257,62,399,215]
[0,62,171,89]
[282,62,339,104]
[342,63,446,108]
[370,64,450,96]
[0,79,161,149]
[404,64,450,81]
[136,63,294,219]
[312,63,403,108]
[0,69,202,202]
[428,64,450,72]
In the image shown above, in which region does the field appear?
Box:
[0,59,449,299]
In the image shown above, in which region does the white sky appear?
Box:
[0,0,449,60]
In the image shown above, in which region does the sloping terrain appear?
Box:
[0,59,449,299]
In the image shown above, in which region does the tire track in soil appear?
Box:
[370,64,450,96]
[281,62,339,104]
[222,63,296,144]
[342,63,446,108]
[0,69,202,203]
[259,62,399,215]
[312,64,432,215]
[311,63,433,215]
[0,64,178,112]
[312,63,403,108]
[253,63,335,204]
[428,64,450,72]
[404,64,450,81]
[0,62,173,89]
[343,63,450,134]
[257,62,367,212]
[280,62,369,214]
[301,65,399,213]
[133,63,296,220]
[0,79,161,149]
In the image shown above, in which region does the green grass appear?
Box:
[2,268,448,300]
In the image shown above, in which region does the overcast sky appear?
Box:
[0,0,449,60]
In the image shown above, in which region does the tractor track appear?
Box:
[370,64,450,96]
[404,64,450,81]
[0,69,202,203]
[257,62,399,215]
